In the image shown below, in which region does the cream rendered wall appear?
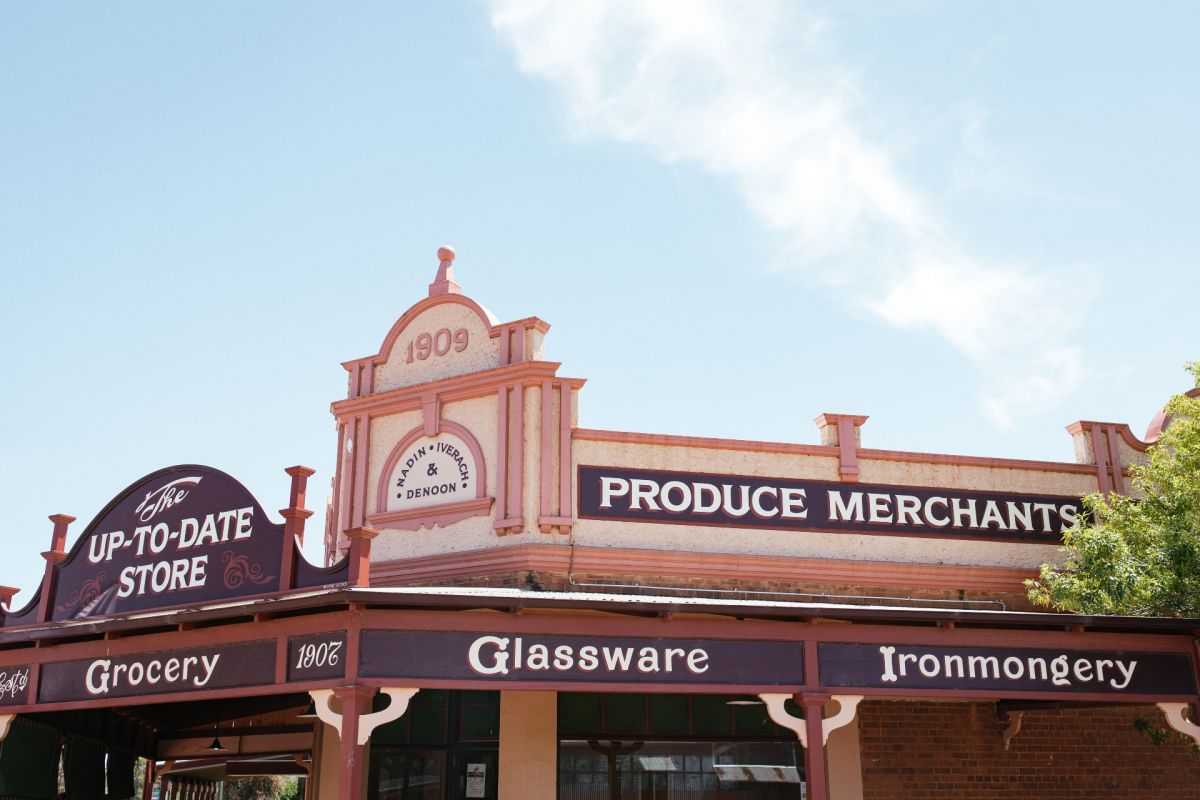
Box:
[498,691,558,800]
[369,394,510,562]
[373,303,501,392]
[827,712,864,800]
[314,721,341,800]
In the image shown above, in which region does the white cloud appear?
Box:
[488,0,1087,429]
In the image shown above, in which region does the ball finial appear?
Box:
[437,245,456,263]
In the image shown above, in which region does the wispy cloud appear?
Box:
[488,0,1088,429]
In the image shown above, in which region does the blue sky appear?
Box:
[1,2,1197,597]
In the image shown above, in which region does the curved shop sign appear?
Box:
[579,466,1083,544]
[34,465,290,622]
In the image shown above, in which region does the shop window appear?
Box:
[560,693,603,734]
[459,691,500,740]
[374,690,450,746]
[0,718,60,799]
[371,750,445,800]
[558,693,793,738]
[559,740,803,800]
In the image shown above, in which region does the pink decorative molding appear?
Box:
[495,384,508,529]
[574,428,1094,475]
[374,421,490,515]
[814,413,868,482]
[332,361,581,419]
[1144,387,1200,444]
[371,294,502,366]
[369,543,1037,593]
[538,381,574,533]
[494,381,526,535]
[421,394,441,436]
[353,414,370,528]
[428,245,461,296]
[1065,421,1142,494]
[367,496,495,532]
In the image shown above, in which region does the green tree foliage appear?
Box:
[1028,363,1200,616]
[222,775,301,800]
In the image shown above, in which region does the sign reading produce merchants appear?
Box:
[47,465,286,622]
[578,466,1083,543]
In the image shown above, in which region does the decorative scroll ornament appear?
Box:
[221,552,274,589]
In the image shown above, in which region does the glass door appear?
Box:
[448,748,498,800]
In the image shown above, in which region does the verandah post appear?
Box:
[802,693,830,800]
[334,685,377,799]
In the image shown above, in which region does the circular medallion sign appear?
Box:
[386,433,477,512]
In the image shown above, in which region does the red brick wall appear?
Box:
[858,700,1200,799]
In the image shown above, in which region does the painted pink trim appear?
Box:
[370,294,502,366]
[367,496,495,531]
[428,246,461,296]
[1105,424,1125,495]
[574,428,1096,475]
[348,361,361,399]
[826,415,867,482]
[369,543,1039,593]
[539,380,554,528]
[558,383,573,528]
[330,422,344,546]
[1089,424,1112,495]
[1145,388,1200,443]
[421,393,441,436]
[362,358,375,395]
[332,361,584,419]
[499,325,511,367]
[494,385,508,530]
[353,414,370,528]
[335,420,353,552]
[508,382,525,532]
[373,420,490,515]
[512,316,552,335]
[512,324,525,362]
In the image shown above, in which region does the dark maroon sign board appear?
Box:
[38,640,277,703]
[818,643,1197,696]
[0,464,350,627]
[288,631,349,682]
[579,465,1083,544]
[359,630,805,685]
[0,665,32,707]
[48,466,285,621]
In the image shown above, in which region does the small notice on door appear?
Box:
[466,763,487,798]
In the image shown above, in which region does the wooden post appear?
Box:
[334,685,377,799]
[279,466,316,591]
[802,694,830,800]
[140,760,155,800]
[344,528,379,588]
[37,514,73,623]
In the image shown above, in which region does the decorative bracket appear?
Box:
[1157,702,1200,746]
[310,687,419,746]
[0,714,12,741]
[1001,711,1023,751]
[758,694,863,747]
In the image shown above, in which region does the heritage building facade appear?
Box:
[0,248,1197,799]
